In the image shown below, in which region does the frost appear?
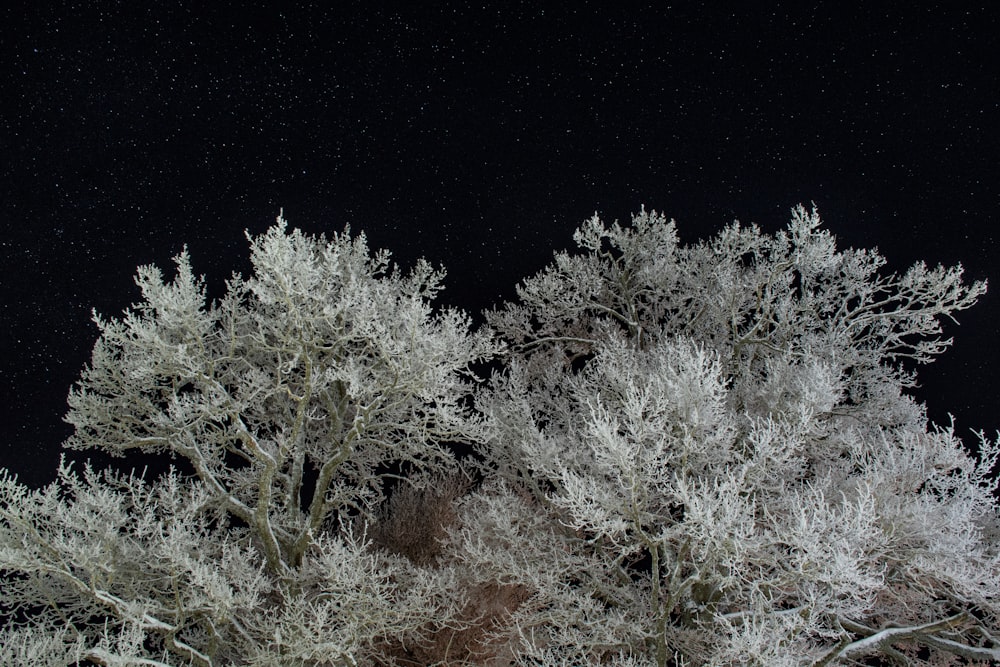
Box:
[1,205,996,665]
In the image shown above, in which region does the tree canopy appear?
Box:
[1,207,997,666]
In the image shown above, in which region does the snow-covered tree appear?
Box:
[1,205,997,666]
[466,205,1000,665]
[0,213,500,665]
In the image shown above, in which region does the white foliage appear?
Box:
[0,214,496,665]
[1,205,997,666]
[476,205,998,665]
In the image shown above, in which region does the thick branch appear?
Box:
[815,613,975,666]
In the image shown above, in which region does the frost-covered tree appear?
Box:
[0,213,500,665]
[466,205,1000,665]
[1,205,998,666]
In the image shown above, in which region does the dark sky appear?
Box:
[2,3,998,489]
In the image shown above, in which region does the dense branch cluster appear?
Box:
[1,206,997,666]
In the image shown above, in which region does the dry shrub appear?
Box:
[374,581,532,666]
[368,471,472,567]
[367,472,535,665]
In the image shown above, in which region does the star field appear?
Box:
[2,3,999,487]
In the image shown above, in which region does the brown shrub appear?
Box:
[373,581,532,666]
[368,471,472,567]
[366,473,538,665]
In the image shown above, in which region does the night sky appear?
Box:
[2,3,999,490]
